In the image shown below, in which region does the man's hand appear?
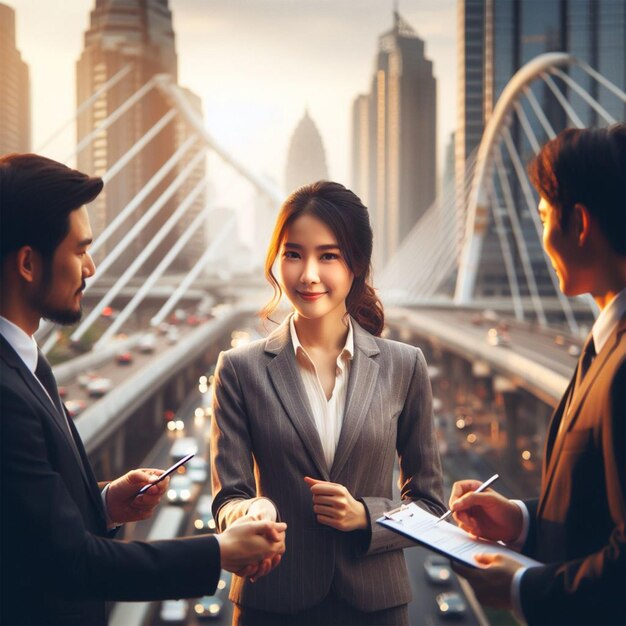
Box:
[217,518,287,579]
[453,553,523,609]
[233,500,279,581]
[106,469,169,524]
[304,476,367,531]
[449,480,522,543]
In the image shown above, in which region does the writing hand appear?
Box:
[449,479,522,543]
[106,468,169,524]
[304,476,367,532]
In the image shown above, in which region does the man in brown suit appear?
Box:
[449,125,625,625]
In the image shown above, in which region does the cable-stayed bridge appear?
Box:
[41,51,624,476]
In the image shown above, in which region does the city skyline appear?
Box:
[5,0,456,205]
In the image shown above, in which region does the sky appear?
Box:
[7,0,456,208]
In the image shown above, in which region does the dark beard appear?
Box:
[41,305,83,326]
[34,279,86,326]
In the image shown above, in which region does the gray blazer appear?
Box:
[210,316,444,613]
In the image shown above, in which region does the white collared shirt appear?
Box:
[591,287,626,354]
[0,316,39,372]
[289,315,354,470]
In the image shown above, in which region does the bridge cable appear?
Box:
[67,77,157,163]
[494,148,547,325]
[95,184,212,348]
[488,180,525,321]
[102,108,178,184]
[36,64,134,154]
[522,86,556,139]
[90,135,199,257]
[150,216,238,327]
[575,59,626,103]
[540,74,585,128]
[551,67,617,124]
[68,157,207,344]
[501,126,581,334]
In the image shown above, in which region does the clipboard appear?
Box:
[377,502,542,569]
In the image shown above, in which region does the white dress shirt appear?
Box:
[510,287,626,623]
[289,315,354,470]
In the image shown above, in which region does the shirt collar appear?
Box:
[289,315,354,365]
[592,287,626,354]
[0,316,39,372]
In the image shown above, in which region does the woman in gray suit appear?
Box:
[211,181,445,625]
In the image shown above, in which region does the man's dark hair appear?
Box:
[528,124,626,256]
[0,154,103,267]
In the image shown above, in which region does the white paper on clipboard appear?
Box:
[377,502,542,569]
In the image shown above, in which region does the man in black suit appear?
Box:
[0,153,286,626]
[449,125,625,625]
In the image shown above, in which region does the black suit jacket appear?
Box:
[0,336,221,626]
[520,317,626,625]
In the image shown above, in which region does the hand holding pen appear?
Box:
[447,474,524,543]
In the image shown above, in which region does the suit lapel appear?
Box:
[538,376,574,514]
[330,322,380,480]
[265,319,329,480]
[539,319,626,516]
[0,336,104,520]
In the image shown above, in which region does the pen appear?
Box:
[435,473,499,524]
[136,452,195,496]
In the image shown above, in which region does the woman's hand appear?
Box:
[232,499,279,581]
[304,476,368,531]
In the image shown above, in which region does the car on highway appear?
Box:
[137,332,156,353]
[166,474,194,504]
[77,371,97,388]
[423,555,452,585]
[160,599,188,623]
[567,344,581,357]
[166,418,185,433]
[86,377,113,398]
[65,399,87,418]
[193,572,230,620]
[436,591,466,618]
[486,327,510,347]
[193,494,217,534]
[186,456,208,484]
[165,326,180,345]
[116,351,133,365]
[169,437,198,463]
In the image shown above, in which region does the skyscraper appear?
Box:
[352,11,437,269]
[285,110,328,193]
[76,0,179,274]
[456,0,626,299]
[0,2,30,154]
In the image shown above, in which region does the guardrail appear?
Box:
[386,308,569,406]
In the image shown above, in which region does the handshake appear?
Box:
[215,513,286,581]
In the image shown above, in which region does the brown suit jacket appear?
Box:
[520,316,626,625]
[210,317,444,613]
